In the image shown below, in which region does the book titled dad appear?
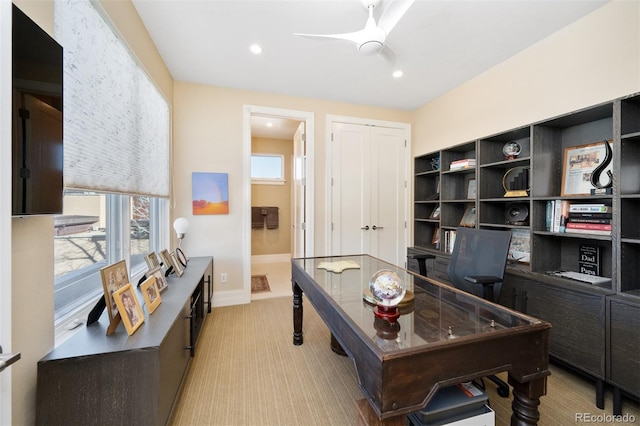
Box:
[579,244,601,276]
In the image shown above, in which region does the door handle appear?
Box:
[361,226,369,230]
[372,225,384,230]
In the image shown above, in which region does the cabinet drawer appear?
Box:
[608,298,640,397]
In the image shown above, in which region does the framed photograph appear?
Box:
[459,205,476,228]
[144,252,161,269]
[113,283,144,335]
[429,206,441,220]
[431,227,440,248]
[159,249,176,274]
[100,260,130,322]
[171,251,184,277]
[148,266,168,292]
[561,141,613,196]
[509,228,531,264]
[140,276,162,314]
[467,178,477,199]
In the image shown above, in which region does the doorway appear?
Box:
[243,106,314,302]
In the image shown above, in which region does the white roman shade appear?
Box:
[55,0,170,197]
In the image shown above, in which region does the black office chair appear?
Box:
[447,226,512,398]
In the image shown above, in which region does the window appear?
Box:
[251,154,285,185]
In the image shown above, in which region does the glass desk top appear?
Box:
[293,254,540,352]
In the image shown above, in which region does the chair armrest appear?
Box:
[407,254,436,260]
[464,275,502,285]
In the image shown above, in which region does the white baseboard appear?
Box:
[212,289,250,307]
[251,253,291,264]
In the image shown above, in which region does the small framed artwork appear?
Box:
[509,228,531,264]
[100,260,130,322]
[429,206,441,220]
[159,249,176,275]
[467,178,477,199]
[113,283,144,335]
[140,276,162,314]
[148,266,168,292]
[171,251,184,277]
[144,252,161,269]
[459,205,476,228]
[561,140,613,196]
[432,227,440,248]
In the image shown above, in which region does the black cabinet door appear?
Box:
[608,297,640,397]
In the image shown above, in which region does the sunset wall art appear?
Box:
[192,172,229,215]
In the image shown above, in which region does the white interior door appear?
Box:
[292,122,306,258]
[330,121,407,265]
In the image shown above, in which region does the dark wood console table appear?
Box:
[36,256,213,426]
[292,255,551,425]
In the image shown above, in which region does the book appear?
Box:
[568,212,612,220]
[579,244,601,276]
[545,201,554,231]
[558,200,570,233]
[569,204,612,213]
[567,217,611,224]
[449,159,476,170]
[459,206,476,228]
[552,199,563,232]
[566,222,612,231]
[564,228,611,235]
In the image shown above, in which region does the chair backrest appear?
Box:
[447,227,512,302]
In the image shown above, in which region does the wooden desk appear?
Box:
[292,255,550,425]
[36,256,213,426]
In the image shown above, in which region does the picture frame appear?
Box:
[561,141,613,196]
[466,178,477,199]
[140,275,162,314]
[171,251,184,277]
[100,260,130,323]
[159,249,176,275]
[144,252,161,269]
[148,266,168,292]
[113,283,144,335]
[509,228,531,264]
[459,205,476,228]
[429,206,441,220]
[431,227,440,248]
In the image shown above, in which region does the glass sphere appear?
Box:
[369,269,406,307]
[503,142,521,159]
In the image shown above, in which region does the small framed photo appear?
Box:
[159,249,176,275]
[429,206,441,220]
[432,227,440,248]
[100,260,130,322]
[171,251,184,277]
[561,140,612,196]
[144,252,161,269]
[467,178,477,199]
[113,283,144,335]
[148,266,168,292]
[459,205,476,228]
[509,228,531,264]
[140,276,162,314]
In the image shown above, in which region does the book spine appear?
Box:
[546,200,553,231]
[568,212,612,219]
[567,217,612,224]
[559,200,570,233]
[564,228,611,235]
[566,222,612,231]
[569,205,612,213]
[552,199,563,232]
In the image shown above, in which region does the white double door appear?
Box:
[330,121,408,266]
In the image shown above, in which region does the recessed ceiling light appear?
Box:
[392,70,403,78]
[250,44,262,54]
[266,122,273,127]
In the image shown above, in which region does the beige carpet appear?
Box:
[251,275,271,293]
[170,296,640,426]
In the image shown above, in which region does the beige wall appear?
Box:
[6,2,173,425]
[412,0,640,155]
[251,137,293,256]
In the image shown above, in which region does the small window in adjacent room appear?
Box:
[251,154,285,185]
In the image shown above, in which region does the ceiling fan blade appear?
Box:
[378,0,415,36]
[293,30,367,46]
[380,45,397,65]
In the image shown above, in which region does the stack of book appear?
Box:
[449,158,476,171]
[546,201,612,235]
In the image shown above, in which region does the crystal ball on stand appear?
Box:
[369,269,406,322]
[502,142,522,160]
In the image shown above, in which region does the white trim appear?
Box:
[243,105,314,303]
[251,253,291,264]
[212,289,250,307]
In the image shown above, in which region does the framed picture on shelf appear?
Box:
[148,266,168,292]
[171,251,184,277]
[429,206,441,220]
[144,252,161,269]
[466,178,477,199]
[508,229,531,264]
[100,260,130,322]
[159,249,176,275]
[113,283,144,336]
[561,140,613,196]
[140,276,162,314]
[459,205,476,228]
[432,227,440,248]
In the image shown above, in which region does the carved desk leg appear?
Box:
[293,281,303,345]
[509,376,547,426]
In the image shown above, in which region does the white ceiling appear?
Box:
[132,0,608,138]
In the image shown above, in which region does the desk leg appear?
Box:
[293,282,303,345]
[509,377,546,426]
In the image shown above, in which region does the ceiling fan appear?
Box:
[293,0,415,64]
